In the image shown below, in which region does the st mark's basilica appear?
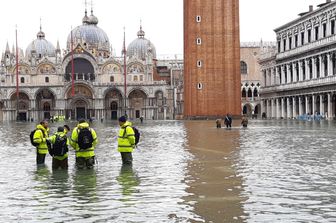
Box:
[0,8,183,121]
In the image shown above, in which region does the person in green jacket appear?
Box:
[70,119,98,169]
[118,116,135,165]
[48,126,70,170]
[33,120,50,165]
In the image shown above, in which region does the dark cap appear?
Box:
[118,116,127,123]
[78,119,86,124]
[57,126,64,132]
[64,125,70,131]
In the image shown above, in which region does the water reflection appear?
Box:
[183,120,246,222]
[117,165,140,198]
[72,169,98,201]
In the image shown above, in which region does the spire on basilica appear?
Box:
[137,20,145,38]
[5,42,10,53]
[37,18,45,39]
[82,0,90,25]
[56,40,61,53]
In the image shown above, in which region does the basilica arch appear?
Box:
[104,88,123,120]
[35,88,56,120]
[65,57,95,82]
[154,90,165,120]
[65,84,94,120]
[10,92,30,121]
[128,89,148,119]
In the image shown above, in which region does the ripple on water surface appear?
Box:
[236,120,336,223]
[0,121,202,223]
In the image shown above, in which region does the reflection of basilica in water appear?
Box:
[0,7,183,121]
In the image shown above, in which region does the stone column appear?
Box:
[281,65,286,84]
[320,95,324,116]
[318,55,323,78]
[328,93,332,120]
[260,100,265,117]
[281,98,285,118]
[266,100,269,118]
[312,95,316,116]
[319,22,323,39]
[313,57,317,79]
[251,88,254,102]
[164,107,167,120]
[271,68,275,85]
[304,28,308,44]
[271,99,274,118]
[293,63,297,82]
[293,97,297,118]
[299,96,303,116]
[319,55,324,78]
[305,95,309,115]
[263,70,267,87]
[299,60,303,81]
[327,53,332,76]
[287,64,291,83]
[327,19,331,36]
[276,67,281,85]
[276,98,280,119]
[287,97,291,118]
[305,59,310,81]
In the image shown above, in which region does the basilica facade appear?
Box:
[0,9,182,121]
[260,0,336,120]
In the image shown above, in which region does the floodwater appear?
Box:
[0,120,336,222]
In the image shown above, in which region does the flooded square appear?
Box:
[1,120,336,222]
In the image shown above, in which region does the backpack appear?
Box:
[30,129,44,147]
[50,134,68,156]
[77,128,94,150]
[124,126,140,145]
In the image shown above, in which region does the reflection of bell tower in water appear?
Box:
[184,0,241,118]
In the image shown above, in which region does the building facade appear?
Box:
[0,9,182,122]
[240,42,276,118]
[184,0,241,118]
[260,0,336,119]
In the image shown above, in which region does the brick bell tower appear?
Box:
[184,0,241,118]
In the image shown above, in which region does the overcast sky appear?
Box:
[0,0,328,57]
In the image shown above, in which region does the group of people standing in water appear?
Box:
[31,116,138,170]
[216,114,249,129]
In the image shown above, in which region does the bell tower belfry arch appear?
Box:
[183,0,241,118]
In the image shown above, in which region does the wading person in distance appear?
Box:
[48,126,69,170]
[31,120,50,165]
[241,115,248,128]
[224,113,232,129]
[118,116,137,165]
[216,118,222,128]
[70,119,98,169]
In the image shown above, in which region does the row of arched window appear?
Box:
[242,87,259,98]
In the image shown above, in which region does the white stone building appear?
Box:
[260,0,336,119]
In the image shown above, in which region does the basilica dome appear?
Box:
[67,10,110,56]
[26,28,56,59]
[127,26,156,60]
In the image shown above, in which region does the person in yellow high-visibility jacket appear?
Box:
[33,120,50,165]
[70,119,98,169]
[118,116,135,165]
[48,126,70,170]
